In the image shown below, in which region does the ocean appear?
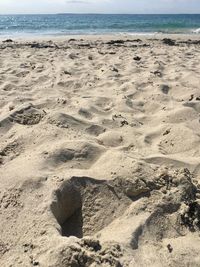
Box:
[0,14,200,37]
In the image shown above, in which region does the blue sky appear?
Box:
[0,0,200,14]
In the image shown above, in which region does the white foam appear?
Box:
[118,32,158,36]
[192,28,200,34]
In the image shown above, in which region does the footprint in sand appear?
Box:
[43,141,105,170]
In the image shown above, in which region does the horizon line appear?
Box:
[0,13,200,15]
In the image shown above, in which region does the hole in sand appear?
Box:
[62,208,83,238]
[50,176,132,238]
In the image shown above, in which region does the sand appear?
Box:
[0,35,200,266]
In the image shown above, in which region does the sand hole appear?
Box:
[51,176,132,238]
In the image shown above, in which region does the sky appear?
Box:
[0,0,200,14]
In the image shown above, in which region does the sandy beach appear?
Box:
[1,35,200,266]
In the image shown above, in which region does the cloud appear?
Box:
[65,0,110,4]
[66,0,90,4]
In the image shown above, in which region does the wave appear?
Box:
[121,32,158,36]
[192,28,200,34]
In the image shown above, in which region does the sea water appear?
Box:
[0,14,200,37]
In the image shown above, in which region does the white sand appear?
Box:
[0,36,200,266]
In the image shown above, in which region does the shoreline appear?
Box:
[1,32,200,42]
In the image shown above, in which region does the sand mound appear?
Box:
[48,168,200,267]
[47,238,123,267]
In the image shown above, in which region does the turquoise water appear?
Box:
[0,14,200,37]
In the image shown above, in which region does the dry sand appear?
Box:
[0,35,200,266]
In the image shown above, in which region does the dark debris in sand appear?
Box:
[1,38,200,51]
